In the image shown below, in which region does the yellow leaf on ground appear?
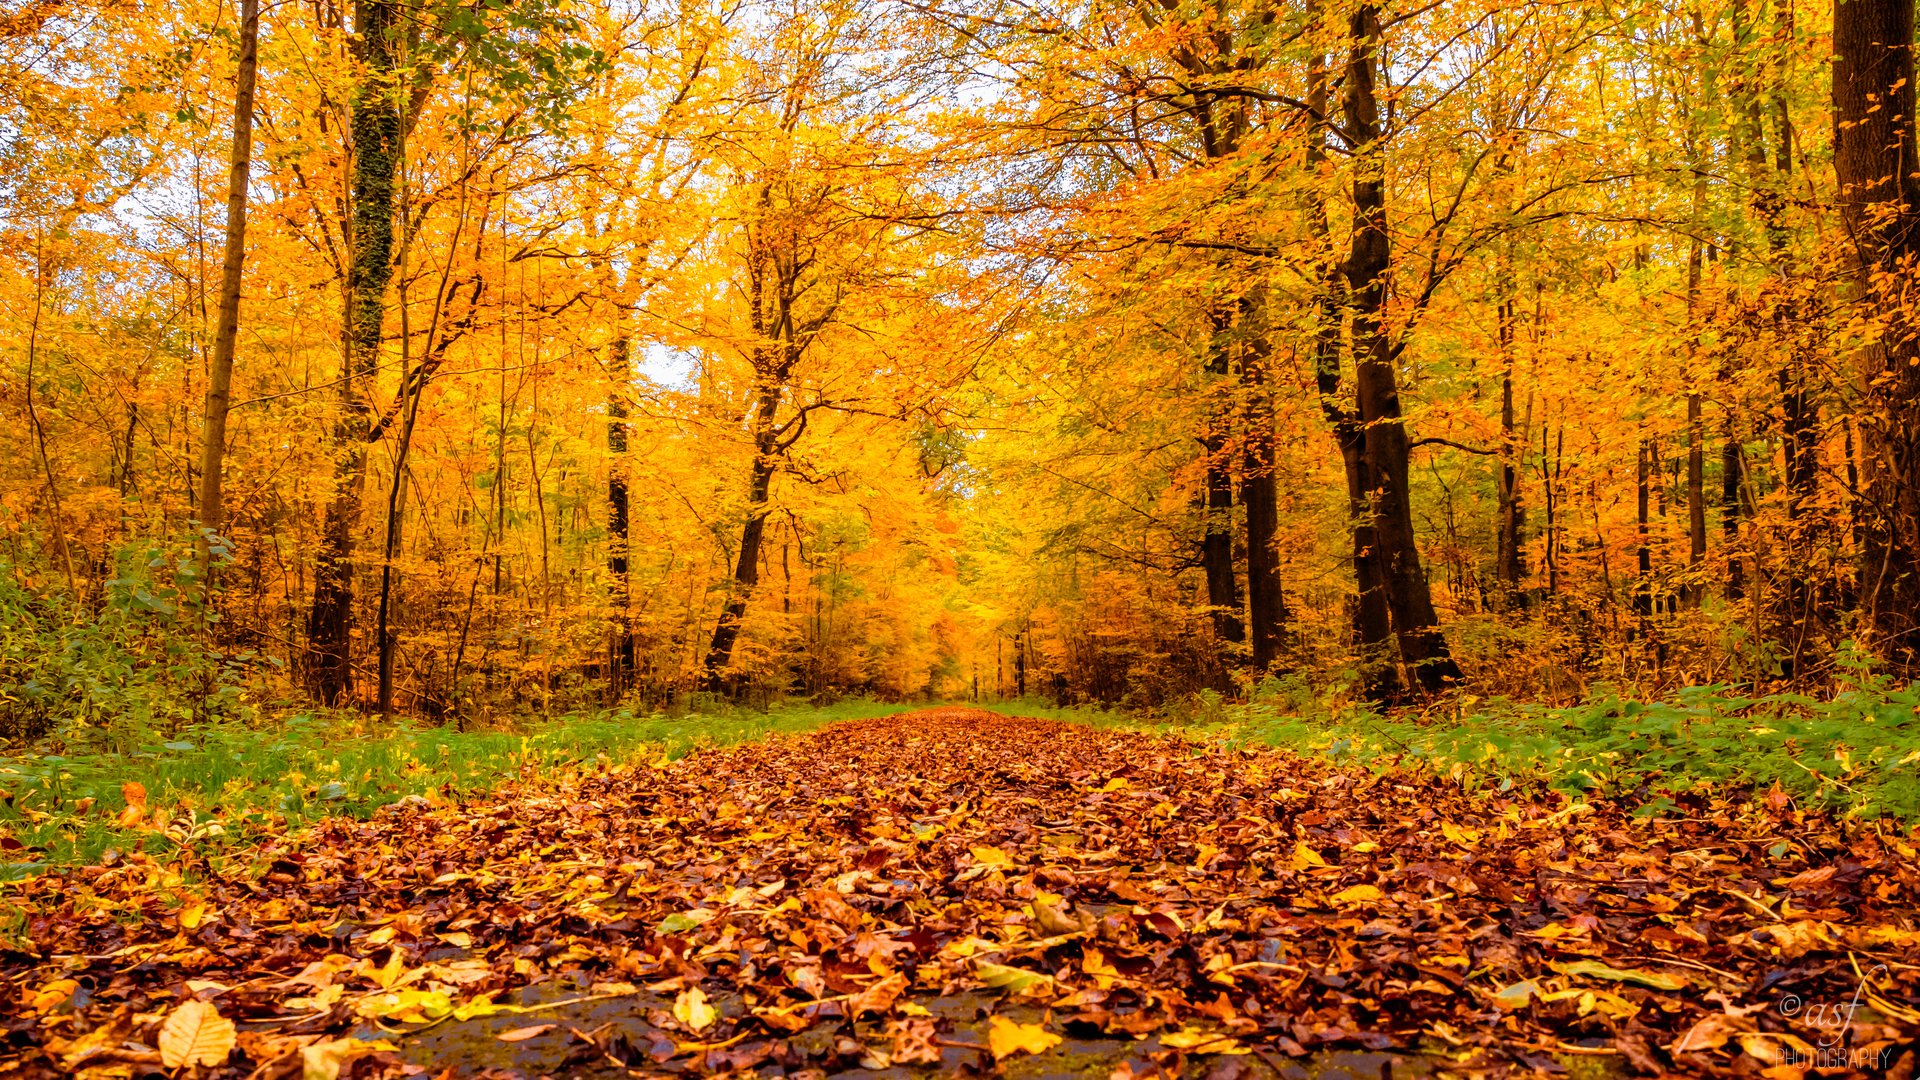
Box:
[158,1000,236,1068]
[987,1015,1061,1059]
[178,901,210,930]
[1160,1026,1249,1054]
[970,845,1011,866]
[674,986,717,1031]
[301,1037,395,1080]
[29,978,77,1015]
[1551,959,1687,991]
[1291,842,1326,870]
[1330,884,1383,906]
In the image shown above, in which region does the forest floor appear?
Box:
[3,707,1918,1079]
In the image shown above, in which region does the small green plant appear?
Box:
[1,540,261,751]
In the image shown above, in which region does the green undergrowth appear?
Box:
[0,698,909,875]
[980,676,1920,823]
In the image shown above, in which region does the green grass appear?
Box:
[0,698,910,874]
[981,681,1920,822]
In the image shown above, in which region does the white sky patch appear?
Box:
[638,342,697,390]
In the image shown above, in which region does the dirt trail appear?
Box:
[5,708,1916,1077]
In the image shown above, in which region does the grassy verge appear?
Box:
[980,682,1920,822]
[0,698,910,874]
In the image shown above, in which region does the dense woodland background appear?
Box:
[6,0,1920,737]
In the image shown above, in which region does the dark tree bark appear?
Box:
[1238,290,1287,669]
[1201,305,1244,646]
[1835,0,1920,663]
[1344,3,1460,695]
[305,0,401,705]
[1307,23,1394,699]
[703,378,784,691]
[607,334,635,698]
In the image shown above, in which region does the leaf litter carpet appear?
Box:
[5,708,1919,1078]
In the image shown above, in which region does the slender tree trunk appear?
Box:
[1634,438,1653,617]
[1239,289,1287,669]
[194,0,258,584]
[1202,307,1244,646]
[1723,420,1745,601]
[305,0,401,705]
[1493,278,1525,600]
[703,381,782,690]
[1835,0,1920,663]
[1344,2,1460,696]
[607,334,635,698]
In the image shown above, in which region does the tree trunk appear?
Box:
[1722,421,1745,601]
[1239,290,1287,669]
[304,0,401,705]
[194,0,258,584]
[607,334,635,698]
[1344,2,1460,696]
[1305,15,1395,699]
[703,381,782,691]
[1835,0,1920,664]
[1493,281,1525,600]
[1202,307,1244,646]
[1634,438,1653,616]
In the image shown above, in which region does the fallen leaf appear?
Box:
[674,986,717,1031]
[495,1023,556,1043]
[158,1000,236,1068]
[1159,1026,1249,1054]
[987,1015,1061,1059]
[301,1037,396,1080]
[1329,883,1382,906]
[1551,959,1687,991]
[976,960,1055,994]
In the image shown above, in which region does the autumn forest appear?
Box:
[5,0,1920,1074]
[8,0,1920,722]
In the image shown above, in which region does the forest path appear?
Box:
[9,708,1917,1077]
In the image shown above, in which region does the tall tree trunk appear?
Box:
[1344,2,1460,696]
[1686,238,1707,599]
[194,0,258,586]
[1493,276,1525,600]
[703,380,782,691]
[1238,289,1287,669]
[304,0,401,705]
[1306,13,1395,699]
[1202,306,1245,646]
[1722,421,1745,600]
[1634,437,1654,616]
[607,334,635,699]
[1835,0,1920,664]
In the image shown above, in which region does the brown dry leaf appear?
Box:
[495,1023,556,1043]
[886,1018,940,1065]
[847,972,908,1016]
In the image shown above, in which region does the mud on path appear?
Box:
[4,708,1917,1077]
